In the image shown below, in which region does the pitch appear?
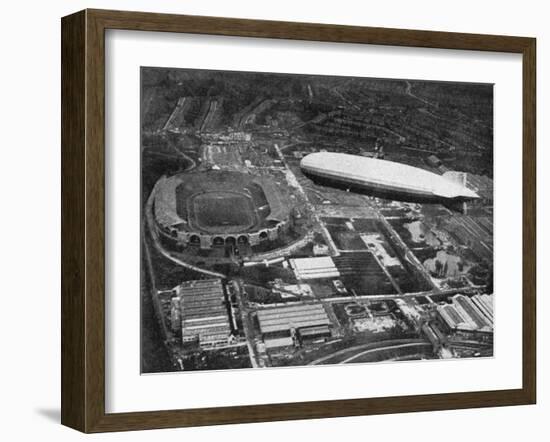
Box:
[191,192,256,233]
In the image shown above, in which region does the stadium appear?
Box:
[152,170,292,249]
[300,152,479,202]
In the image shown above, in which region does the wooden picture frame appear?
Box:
[61,8,536,433]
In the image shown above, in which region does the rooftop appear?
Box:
[257,304,331,334]
[290,257,340,280]
[175,279,232,345]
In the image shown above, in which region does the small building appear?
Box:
[272,283,314,298]
[298,325,332,341]
[427,155,442,167]
[264,336,294,349]
[313,243,330,256]
[332,279,348,294]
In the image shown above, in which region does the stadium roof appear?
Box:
[257,178,291,222]
[154,176,183,227]
[153,170,291,230]
[301,152,479,199]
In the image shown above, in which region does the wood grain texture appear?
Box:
[522,38,536,403]
[61,8,537,433]
[89,8,533,52]
[61,10,86,431]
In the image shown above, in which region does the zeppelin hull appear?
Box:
[300,152,479,202]
[302,168,443,203]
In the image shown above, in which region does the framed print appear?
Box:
[61,9,536,433]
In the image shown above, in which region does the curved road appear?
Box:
[339,342,432,364]
[308,338,430,365]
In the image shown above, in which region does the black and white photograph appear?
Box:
[140,67,494,374]
[0,0,544,438]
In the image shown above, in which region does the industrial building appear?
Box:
[437,304,476,331]
[427,155,442,168]
[471,294,494,326]
[256,303,332,348]
[300,152,479,201]
[452,294,492,331]
[289,256,340,280]
[437,294,493,333]
[170,279,232,348]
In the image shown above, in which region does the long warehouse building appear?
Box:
[170,279,232,348]
[256,304,332,348]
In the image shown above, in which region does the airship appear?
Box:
[300,152,479,202]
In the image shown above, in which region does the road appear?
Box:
[233,280,260,368]
[308,338,429,365]
[404,80,435,107]
[273,143,340,257]
[361,243,403,295]
[163,134,197,171]
[374,209,440,292]
[339,342,432,364]
[163,97,187,131]
[142,228,171,342]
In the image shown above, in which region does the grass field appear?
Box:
[193,192,256,232]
